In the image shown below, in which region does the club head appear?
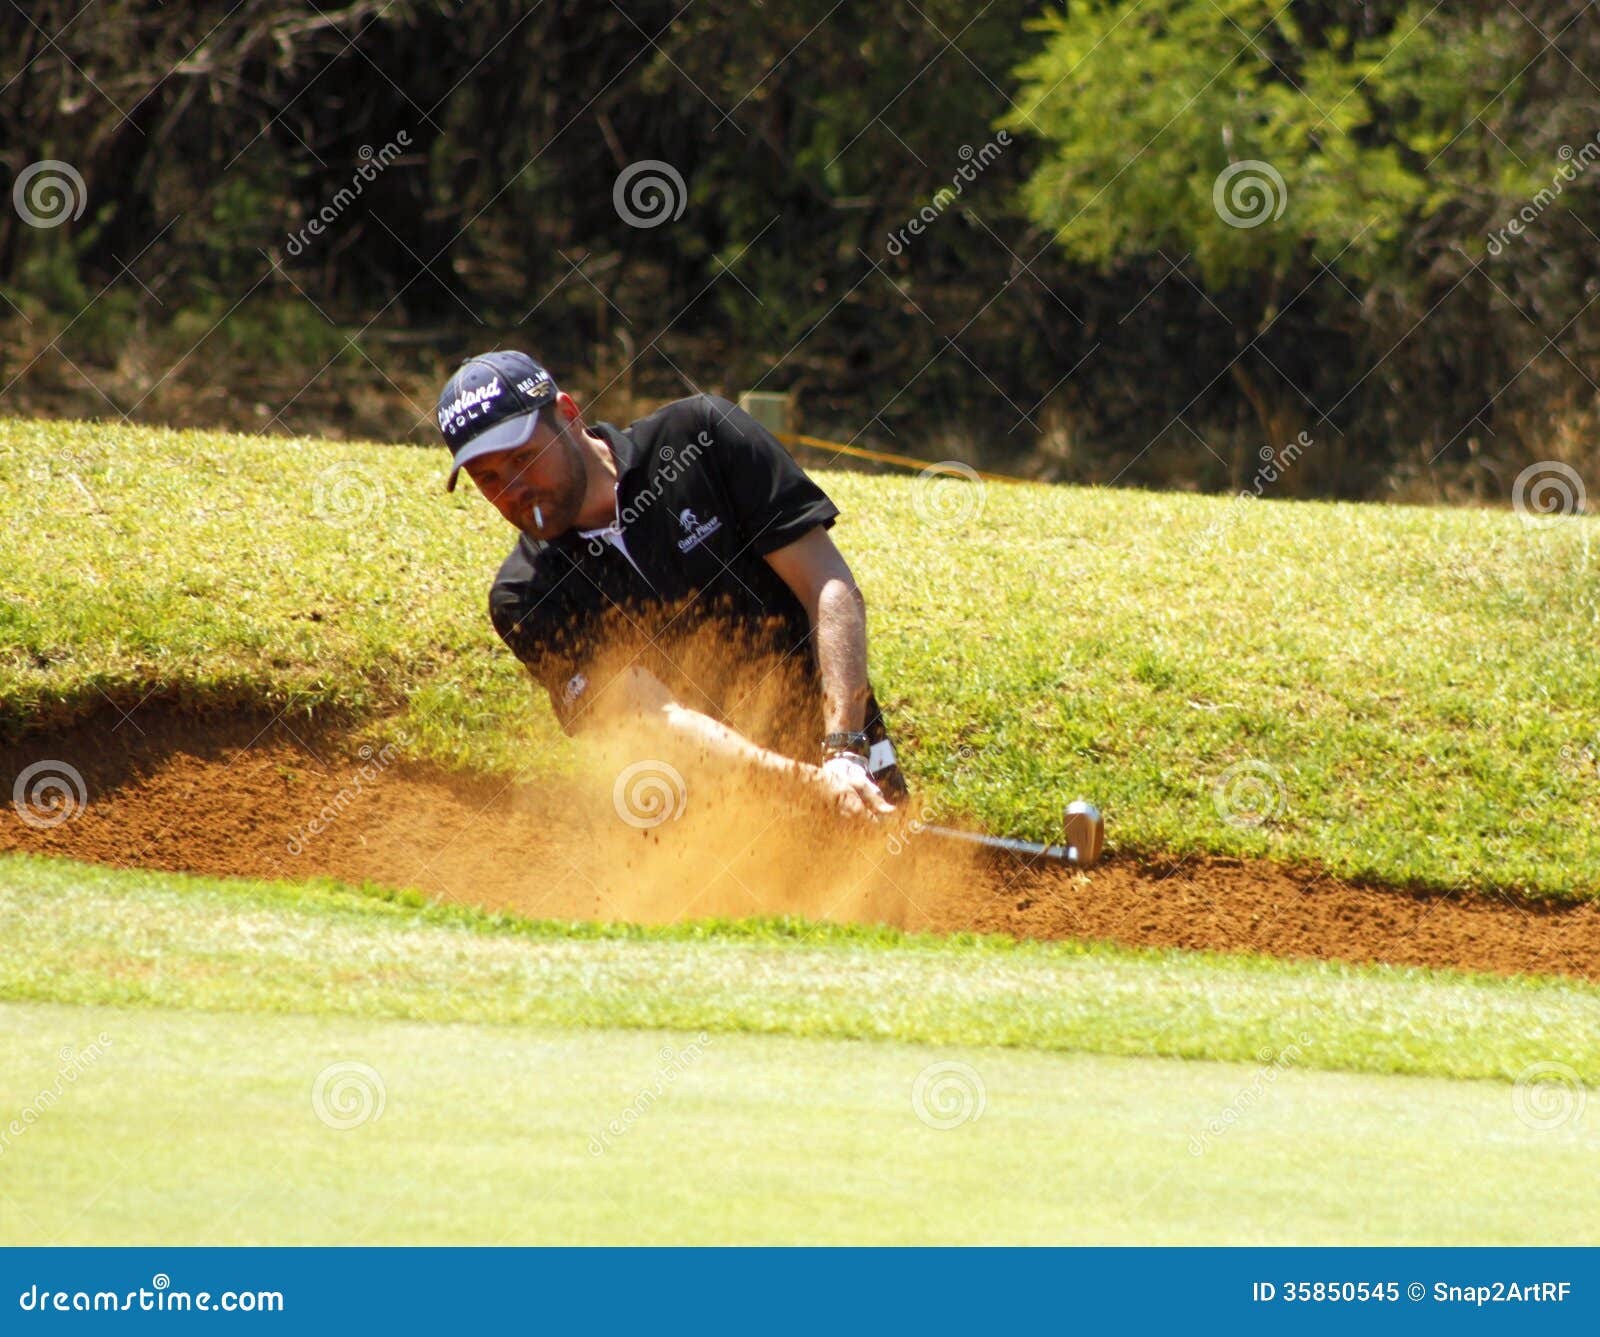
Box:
[1063,799,1104,868]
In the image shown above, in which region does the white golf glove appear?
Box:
[818,753,895,819]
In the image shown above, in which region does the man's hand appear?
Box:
[813,753,895,819]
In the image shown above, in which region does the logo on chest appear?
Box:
[675,507,724,553]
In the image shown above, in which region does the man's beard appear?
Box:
[522,430,587,538]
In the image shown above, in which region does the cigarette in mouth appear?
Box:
[534,504,544,530]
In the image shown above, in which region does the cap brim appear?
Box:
[445,410,541,492]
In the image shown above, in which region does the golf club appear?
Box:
[920,798,1104,868]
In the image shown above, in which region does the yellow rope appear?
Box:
[775,432,1033,486]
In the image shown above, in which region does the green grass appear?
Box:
[5,417,1599,895]
[5,853,1598,1085]
[2,858,1597,1244]
[2,1006,1595,1246]
[11,418,1597,1247]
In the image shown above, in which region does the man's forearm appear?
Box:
[576,664,814,781]
[636,699,888,819]
[575,660,886,819]
[664,702,812,778]
[814,577,872,736]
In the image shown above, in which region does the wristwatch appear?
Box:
[822,731,871,765]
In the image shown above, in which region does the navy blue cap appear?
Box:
[436,350,558,491]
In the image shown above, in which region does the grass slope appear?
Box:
[4,417,1598,895]
[5,853,1598,1084]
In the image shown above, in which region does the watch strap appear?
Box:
[822,730,871,762]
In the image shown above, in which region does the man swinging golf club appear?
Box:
[436,350,908,820]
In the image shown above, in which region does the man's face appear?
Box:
[462,403,585,539]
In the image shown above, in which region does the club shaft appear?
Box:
[920,823,1077,865]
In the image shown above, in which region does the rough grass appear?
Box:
[4,417,1598,896]
[5,853,1598,1085]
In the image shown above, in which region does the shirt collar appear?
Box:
[592,420,645,482]
[576,423,629,539]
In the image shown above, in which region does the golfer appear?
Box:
[436,350,907,819]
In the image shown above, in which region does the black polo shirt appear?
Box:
[488,394,839,735]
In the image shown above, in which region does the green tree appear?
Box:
[1003,0,1542,483]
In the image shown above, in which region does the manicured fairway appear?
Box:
[5,854,1599,1082]
[2,1000,1595,1246]
[1,854,1596,1245]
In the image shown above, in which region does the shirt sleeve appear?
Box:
[701,394,839,554]
[488,564,598,737]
